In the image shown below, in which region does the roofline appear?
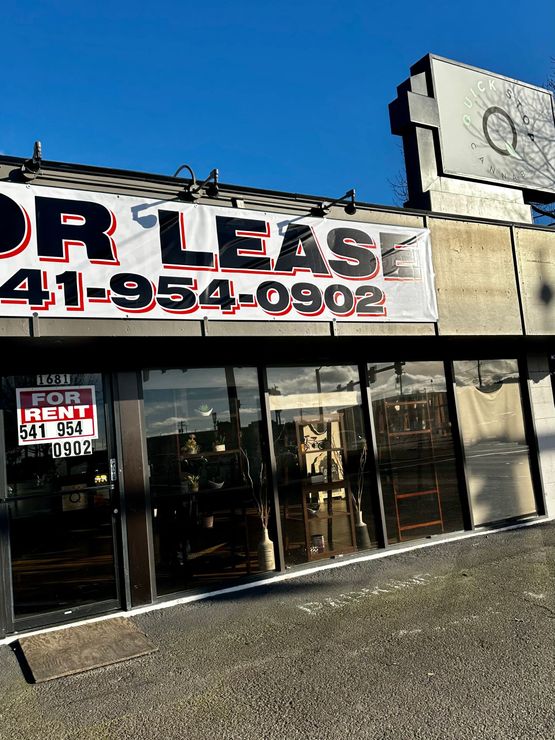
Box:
[0,152,412,215]
[0,153,553,232]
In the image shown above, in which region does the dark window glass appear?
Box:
[368,361,464,543]
[267,366,375,566]
[143,367,273,596]
[454,360,536,525]
[1,373,117,618]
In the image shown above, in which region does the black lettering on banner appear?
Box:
[216,216,271,272]
[324,284,355,315]
[157,276,197,313]
[355,285,385,315]
[55,271,84,309]
[327,228,378,279]
[291,282,323,316]
[0,268,51,307]
[0,192,31,258]
[199,279,237,312]
[381,232,422,281]
[256,281,291,315]
[274,224,331,276]
[110,272,155,312]
[35,197,119,264]
[159,210,215,270]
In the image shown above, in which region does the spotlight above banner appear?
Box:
[311,188,357,217]
[173,164,219,201]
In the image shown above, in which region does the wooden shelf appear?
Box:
[304,479,346,492]
[181,448,240,460]
[395,488,439,501]
[304,446,344,453]
[385,400,429,407]
[306,511,352,521]
[289,413,356,561]
[388,430,431,437]
[383,391,445,542]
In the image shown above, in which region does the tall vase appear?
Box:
[257,526,276,572]
[354,507,371,550]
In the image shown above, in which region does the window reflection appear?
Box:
[368,361,464,543]
[454,360,536,525]
[1,374,116,617]
[144,367,273,596]
[267,366,375,565]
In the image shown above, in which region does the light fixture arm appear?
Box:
[191,168,219,196]
[312,188,356,217]
[21,140,42,181]
[173,163,197,187]
[173,164,219,200]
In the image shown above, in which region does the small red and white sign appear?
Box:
[16,385,98,446]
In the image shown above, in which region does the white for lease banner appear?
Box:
[0,182,437,322]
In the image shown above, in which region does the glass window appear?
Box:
[454,360,536,525]
[368,361,464,544]
[267,365,375,566]
[1,373,117,618]
[143,367,272,596]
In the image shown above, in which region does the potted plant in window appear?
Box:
[184,473,200,493]
[182,434,200,455]
[213,432,226,452]
[195,403,213,417]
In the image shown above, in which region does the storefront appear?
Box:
[1,53,555,636]
[0,313,549,638]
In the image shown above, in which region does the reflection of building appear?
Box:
[1,54,555,640]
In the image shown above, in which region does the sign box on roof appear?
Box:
[430,56,555,194]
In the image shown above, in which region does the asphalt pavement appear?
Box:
[1,521,555,739]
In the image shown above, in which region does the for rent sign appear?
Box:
[16,385,98,446]
[0,182,438,323]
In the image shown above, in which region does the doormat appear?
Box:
[15,617,157,683]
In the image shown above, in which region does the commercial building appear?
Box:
[1,55,554,638]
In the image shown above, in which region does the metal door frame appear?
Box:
[0,372,124,636]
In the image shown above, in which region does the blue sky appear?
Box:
[2,1,555,206]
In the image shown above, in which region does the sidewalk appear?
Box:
[1,522,555,739]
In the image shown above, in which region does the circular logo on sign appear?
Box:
[481,106,518,157]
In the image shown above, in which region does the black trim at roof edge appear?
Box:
[0,154,553,233]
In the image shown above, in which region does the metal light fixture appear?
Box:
[311,188,357,217]
[198,168,219,198]
[20,140,42,181]
[173,164,219,201]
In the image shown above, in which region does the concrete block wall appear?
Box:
[527,354,555,517]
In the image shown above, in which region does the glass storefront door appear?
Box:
[267,365,375,565]
[0,374,120,628]
[143,367,271,596]
[368,361,465,543]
